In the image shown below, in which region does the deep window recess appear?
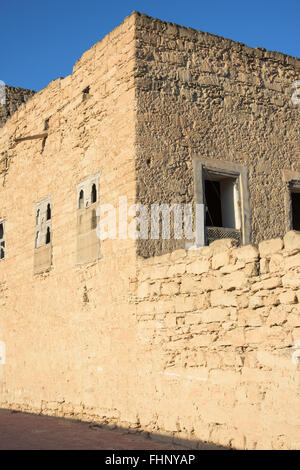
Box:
[76,173,100,264]
[34,197,52,273]
[0,221,5,259]
[35,198,52,249]
[82,86,90,101]
[91,184,97,204]
[193,158,250,247]
[291,188,300,231]
[46,227,51,244]
[46,203,51,221]
[202,167,245,246]
[79,190,84,209]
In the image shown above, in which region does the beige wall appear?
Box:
[0,12,299,450]
[0,13,139,426]
[134,13,300,256]
[130,232,300,449]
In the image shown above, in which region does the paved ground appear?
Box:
[0,409,195,450]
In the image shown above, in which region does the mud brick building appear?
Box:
[0,12,300,449]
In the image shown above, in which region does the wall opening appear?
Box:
[34,198,52,273]
[46,203,51,220]
[76,173,100,264]
[0,221,5,260]
[291,190,300,231]
[82,86,90,101]
[204,172,241,237]
[192,158,250,248]
[79,190,84,209]
[46,227,51,245]
[91,184,97,204]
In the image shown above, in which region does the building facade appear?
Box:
[0,12,300,449]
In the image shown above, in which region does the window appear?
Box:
[34,197,52,273]
[193,158,250,246]
[78,190,84,209]
[35,198,52,249]
[46,203,51,221]
[91,184,97,204]
[77,175,99,211]
[46,227,51,244]
[76,173,100,264]
[282,172,300,233]
[0,221,5,260]
[204,171,242,244]
[290,183,300,231]
[82,86,90,101]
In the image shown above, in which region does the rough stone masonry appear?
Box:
[0,12,299,450]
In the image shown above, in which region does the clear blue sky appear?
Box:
[1,0,299,91]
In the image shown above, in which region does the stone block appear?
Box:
[209,238,238,254]
[211,289,237,307]
[284,231,300,251]
[161,281,180,296]
[221,271,247,291]
[186,260,210,275]
[279,291,297,305]
[201,307,231,323]
[234,245,259,262]
[200,275,221,292]
[259,238,283,257]
[211,251,230,270]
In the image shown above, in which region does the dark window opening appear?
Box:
[46,203,51,220]
[291,191,300,231]
[44,118,50,131]
[204,180,223,227]
[0,221,4,260]
[46,227,51,245]
[91,184,97,204]
[79,190,84,209]
[82,86,90,101]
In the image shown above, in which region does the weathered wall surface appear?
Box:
[130,231,300,449]
[0,13,139,427]
[134,13,300,256]
[0,12,299,451]
[0,86,35,128]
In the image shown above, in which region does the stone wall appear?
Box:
[0,11,140,435]
[134,13,300,256]
[0,12,299,451]
[0,86,35,128]
[129,231,300,449]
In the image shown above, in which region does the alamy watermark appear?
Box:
[95,197,205,245]
[0,81,5,105]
